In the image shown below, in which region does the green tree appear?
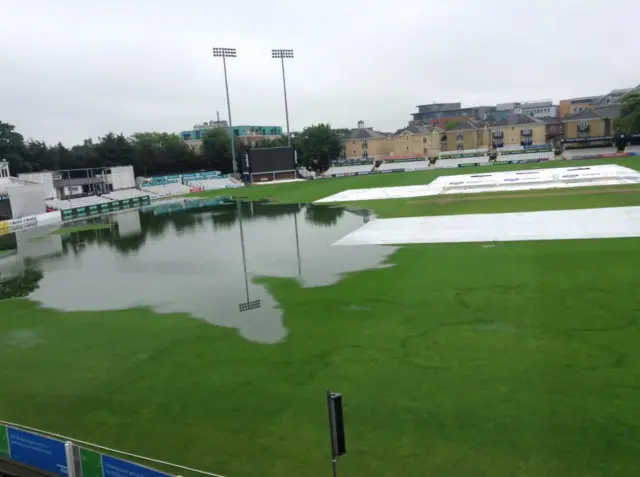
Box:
[253,136,289,148]
[614,92,640,133]
[131,132,201,176]
[0,121,28,173]
[201,129,236,173]
[297,124,341,171]
[445,120,461,130]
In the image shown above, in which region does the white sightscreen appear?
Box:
[110,166,135,190]
[8,183,45,218]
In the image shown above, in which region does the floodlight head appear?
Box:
[272,49,294,59]
[212,47,237,58]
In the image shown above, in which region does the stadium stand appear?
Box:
[324,163,375,176]
[184,177,239,191]
[378,160,429,172]
[104,189,151,200]
[436,148,490,168]
[624,145,640,154]
[563,147,617,159]
[140,182,191,198]
[497,149,554,162]
[46,196,110,210]
[434,158,479,168]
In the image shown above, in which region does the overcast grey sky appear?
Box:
[1,0,638,145]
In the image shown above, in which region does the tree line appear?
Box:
[614,91,640,134]
[0,121,343,177]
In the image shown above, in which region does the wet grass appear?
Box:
[1,158,640,477]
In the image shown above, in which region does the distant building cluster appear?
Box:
[341,85,640,161]
[180,120,283,149]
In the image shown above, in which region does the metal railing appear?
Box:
[0,419,227,477]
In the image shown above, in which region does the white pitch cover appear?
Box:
[315,164,640,203]
[334,206,640,245]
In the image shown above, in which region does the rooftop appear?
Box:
[0,176,36,193]
[342,128,388,140]
[492,114,543,127]
[564,104,621,121]
[447,120,489,131]
[396,124,439,135]
[518,100,553,109]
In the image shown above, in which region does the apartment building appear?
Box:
[180,122,283,149]
[562,105,620,147]
[490,114,547,148]
[410,102,496,128]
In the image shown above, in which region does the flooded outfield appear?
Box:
[0,198,396,343]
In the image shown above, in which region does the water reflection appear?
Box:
[0,199,395,343]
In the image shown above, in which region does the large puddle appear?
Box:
[0,199,396,343]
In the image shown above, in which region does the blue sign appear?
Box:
[102,454,171,477]
[7,427,68,476]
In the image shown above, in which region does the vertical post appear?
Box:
[327,389,338,477]
[64,442,77,477]
[222,55,237,174]
[280,56,291,147]
[67,170,72,206]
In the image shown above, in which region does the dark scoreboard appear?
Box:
[248,146,295,173]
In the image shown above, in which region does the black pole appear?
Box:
[67,170,72,206]
[327,389,338,477]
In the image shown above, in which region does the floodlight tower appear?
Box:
[212,47,238,174]
[271,49,294,147]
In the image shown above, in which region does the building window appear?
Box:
[406,146,409,151]
[352,150,356,155]
[549,126,555,133]
[233,129,239,136]
[457,142,463,150]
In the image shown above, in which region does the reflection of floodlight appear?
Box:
[239,299,261,312]
[236,199,262,313]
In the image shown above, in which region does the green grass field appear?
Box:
[1,158,640,477]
